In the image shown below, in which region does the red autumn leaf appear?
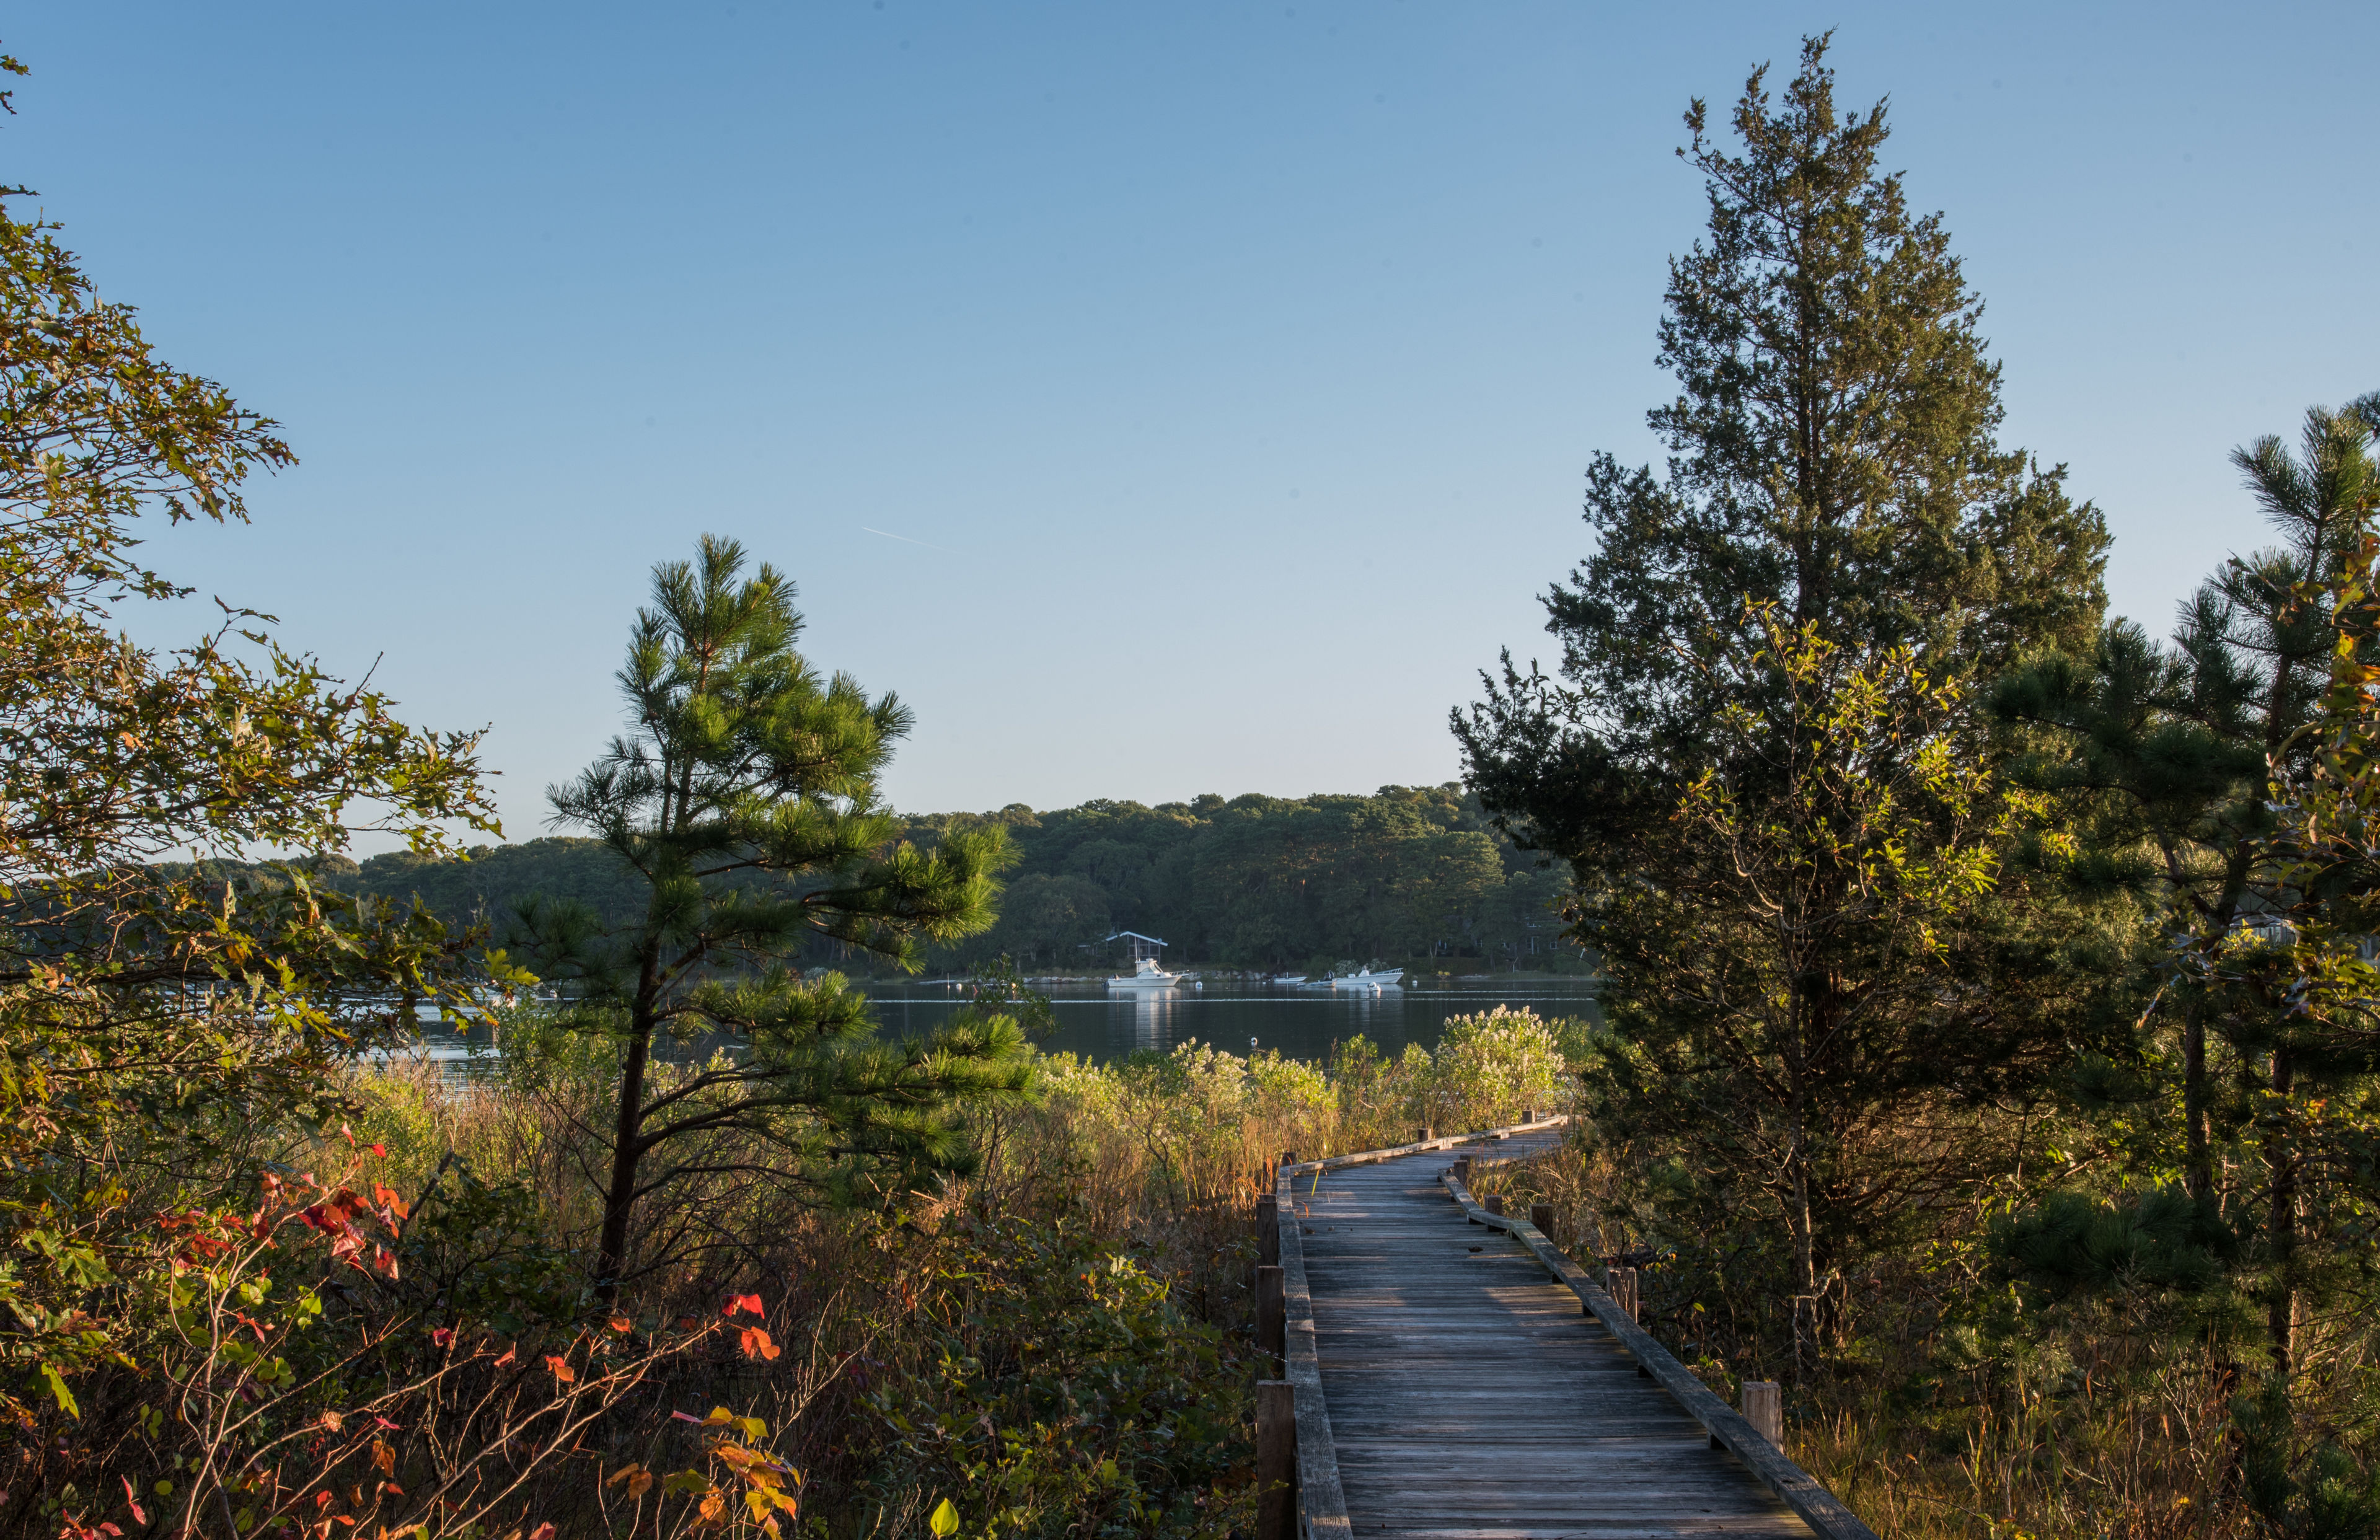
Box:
[431,1327,454,1348]
[369,1143,388,1158]
[493,1346,516,1367]
[544,1355,576,1384]
[738,1326,782,1362]
[725,1293,764,1318]
[121,1476,146,1526]
[527,1525,557,1540]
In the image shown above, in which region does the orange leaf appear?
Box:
[738,1326,782,1362]
[725,1293,763,1318]
[607,1313,633,1334]
[544,1355,576,1384]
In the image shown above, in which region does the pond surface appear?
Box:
[382,977,1602,1076]
[865,978,1603,1064]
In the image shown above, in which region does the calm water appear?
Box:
[865,979,1602,1064]
[386,978,1600,1075]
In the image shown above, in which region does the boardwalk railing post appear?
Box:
[1610,1265,1639,1322]
[1258,1194,1279,1269]
[1256,1379,1296,1540]
[1743,1380,1783,1444]
[1483,1194,1504,1217]
[1530,1203,1554,1234]
[1258,1264,1285,1376]
[1452,1156,1471,1185]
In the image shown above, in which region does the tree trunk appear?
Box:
[2267,1049,2296,1379]
[2184,1003,2210,1200]
[1784,1006,1817,1387]
[594,1016,653,1306]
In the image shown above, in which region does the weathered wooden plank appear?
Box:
[1440,1173,1876,1540]
[1274,1166,1353,1540]
[1289,1142,1814,1540]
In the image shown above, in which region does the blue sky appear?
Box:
[11,3,2376,841]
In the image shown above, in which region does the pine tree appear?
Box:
[1997,397,2380,1208]
[1452,36,2117,1371]
[1457,33,2106,865]
[1996,399,2380,1413]
[511,537,1029,1300]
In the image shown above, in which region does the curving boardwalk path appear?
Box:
[1290,1130,1815,1540]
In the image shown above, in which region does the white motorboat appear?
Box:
[1099,932,1180,990]
[1109,956,1182,989]
[1332,967,1405,989]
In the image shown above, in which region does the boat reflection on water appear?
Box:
[1109,985,1181,1052]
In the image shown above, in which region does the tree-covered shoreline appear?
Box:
[188,783,1584,977]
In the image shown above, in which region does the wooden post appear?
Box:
[1257,1264,1285,1374]
[1256,1379,1295,1540]
[1530,1203,1554,1234]
[1452,1156,1471,1185]
[1484,1193,1504,1217]
[1281,1149,1298,1167]
[1742,1380,1783,1444]
[1523,1107,1537,1124]
[1257,1194,1279,1269]
[1610,1265,1638,1322]
[1416,1126,1431,1143]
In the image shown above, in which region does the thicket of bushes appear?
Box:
[10,1008,1571,1538]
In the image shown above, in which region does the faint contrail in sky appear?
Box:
[862,526,956,553]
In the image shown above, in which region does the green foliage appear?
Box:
[2236,1375,2380,1540]
[1991,1188,2236,1301]
[1457,33,2107,876]
[337,785,1583,974]
[512,535,1034,1296]
[1454,37,2120,1383]
[0,76,501,1427]
[857,1214,1254,1540]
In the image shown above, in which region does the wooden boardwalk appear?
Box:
[1287,1130,1817,1540]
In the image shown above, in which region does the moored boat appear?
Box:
[1099,931,1181,990]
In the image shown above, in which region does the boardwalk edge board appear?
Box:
[1438,1170,1880,1540]
[1272,1164,1354,1540]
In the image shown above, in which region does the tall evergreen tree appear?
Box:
[511,537,1029,1300]
[1453,36,2116,1369]
[1997,397,2380,1208]
[1458,33,2107,865]
[1995,400,2380,1428]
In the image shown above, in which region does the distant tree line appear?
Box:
[893,785,1577,973]
[195,785,1579,976]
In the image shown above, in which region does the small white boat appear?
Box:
[1098,932,1180,990]
[1109,956,1181,989]
[1269,972,1313,987]
[1332,967,1405,989]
